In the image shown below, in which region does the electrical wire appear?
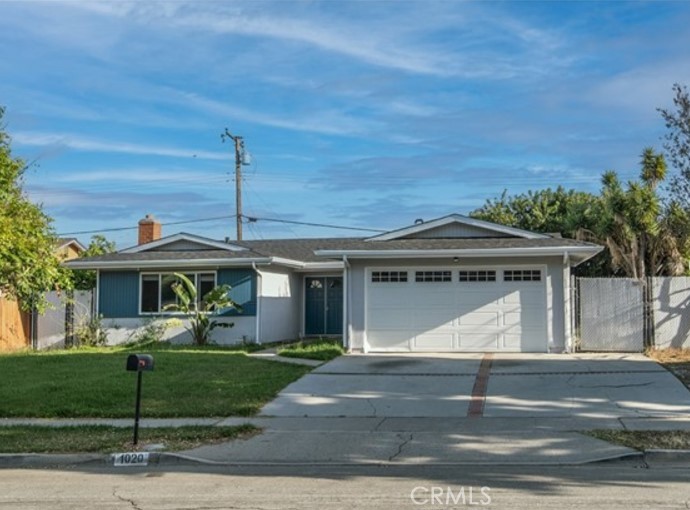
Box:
[58,214,237,236]
[57,213,385,236]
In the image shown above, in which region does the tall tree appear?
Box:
[71,235,116,290]
[659,83,690,206]
[584,148,685,279]
[471,186,608,275]
[471,186,600,237]
[0,106,71,312]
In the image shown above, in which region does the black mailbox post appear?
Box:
[126,354,154,446]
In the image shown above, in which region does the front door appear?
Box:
[305,277,343,336]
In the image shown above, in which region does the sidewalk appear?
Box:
[6,416,688,466]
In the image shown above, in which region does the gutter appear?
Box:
[314,246,603,262]
[251,262,261,345]
[65,257,274,270]
[342,255,350,351]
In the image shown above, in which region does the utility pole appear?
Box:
[221,128,245,241]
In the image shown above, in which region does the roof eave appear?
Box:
[366,214,551,241]
[65,257,273,270]
[314,246,603,264]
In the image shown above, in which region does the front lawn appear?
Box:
[0,344,311,418]
[0,424,258,453]
[278,338,344,361]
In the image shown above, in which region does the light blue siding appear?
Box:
[218,268,257,316]
[99,271,139,318]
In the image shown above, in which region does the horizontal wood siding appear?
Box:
[218,268,257,316]
[99,271,140,318]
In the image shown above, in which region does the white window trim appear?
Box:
[139,271,218,315]
[371,270,409,283]
[458,269,497,282]
[503,269,543,282]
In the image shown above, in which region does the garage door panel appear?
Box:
[411,309,458,328]
[458,333,499,350]
[368,311,412,329]
[412,333,454,350]
[503,333,546,351]
[368,288,410,307]
[458,291,501,306]
[504,310,545,328]
[414,288,456,306]
[366,330,411,351]
[458,311,500,326]
[503,288,544,304]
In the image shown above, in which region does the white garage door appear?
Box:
[365,267,547,352]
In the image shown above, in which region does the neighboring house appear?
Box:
[66,214,602,353]
[55,238,86,261]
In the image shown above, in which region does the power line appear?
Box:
[57,213,385,237]
[243,216,386,233]
[58,214,237,236]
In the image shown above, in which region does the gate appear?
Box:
[575,278,645,351]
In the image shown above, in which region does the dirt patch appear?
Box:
[647,348,690,388]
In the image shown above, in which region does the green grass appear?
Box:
[0,344,311,418]
[0,424,258,453]
[278,339,344,361]
[586,430,690,450]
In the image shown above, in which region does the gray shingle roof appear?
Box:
[71,236,599,266]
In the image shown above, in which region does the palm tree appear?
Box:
[584,148,685,279]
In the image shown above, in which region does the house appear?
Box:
[66,214,602,353]
[55,238,86,261]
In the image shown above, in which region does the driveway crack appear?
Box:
[389,433,413,462]
[575,382,654,389]
[365,398,378,417]
[113,490,143,510]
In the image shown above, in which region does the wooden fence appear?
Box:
[0,296,30,352]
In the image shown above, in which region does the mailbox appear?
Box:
[126,354,154,372]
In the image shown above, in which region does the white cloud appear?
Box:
[12,132,226,160]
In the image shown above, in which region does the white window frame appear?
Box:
[371,271,408,283]
[503,269,542,282]
[414,270,452,283]
[139,271,218,315]
[458,269,497,282]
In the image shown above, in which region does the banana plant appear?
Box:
[163,273,241,345]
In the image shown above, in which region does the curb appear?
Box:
[0,450,645,469]
[644,449,690,462]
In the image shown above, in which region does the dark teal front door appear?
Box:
[305,277,343,336]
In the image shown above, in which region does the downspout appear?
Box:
[563,251,573,353]
[251,262,261,344]
[342,255,350,351]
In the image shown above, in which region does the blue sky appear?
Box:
[1,1,689,248]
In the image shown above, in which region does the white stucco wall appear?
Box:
[257,266,301,343]
[347,256,568,353]
[101,316,257,346]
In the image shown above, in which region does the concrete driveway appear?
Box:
[260,353,690,425]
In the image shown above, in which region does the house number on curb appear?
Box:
[112,452,150,466]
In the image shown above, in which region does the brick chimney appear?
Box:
[138,214,162,245]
